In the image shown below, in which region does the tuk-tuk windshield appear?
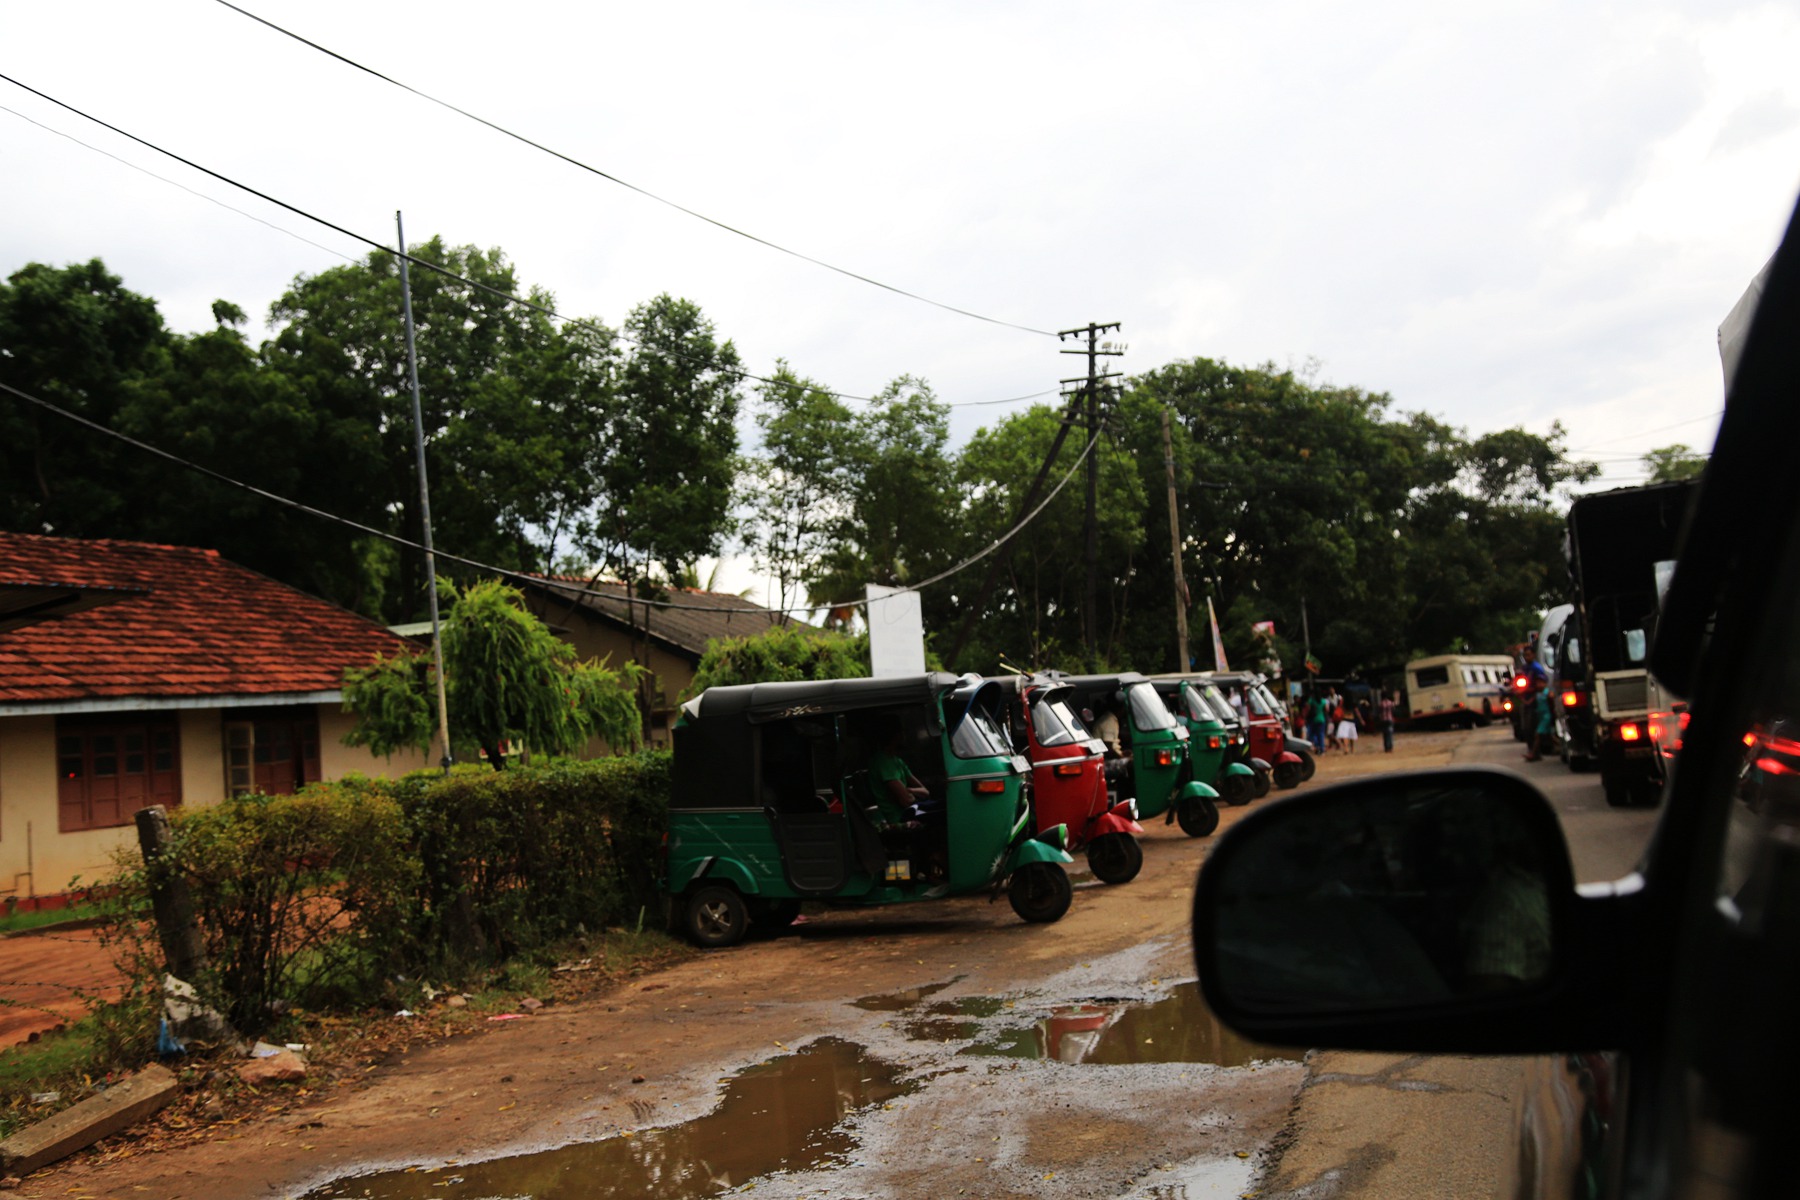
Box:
[951,702,1013,760]
[1181,687,1216,724]
[1031,696,1090,748]
[1128,683,1178,732]
[1200,685,1238,725]
[1243,686,1276,717]
[1252,683,1285,717]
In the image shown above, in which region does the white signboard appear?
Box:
[866,584,927,678]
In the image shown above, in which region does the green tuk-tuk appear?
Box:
[1049,672,1222,837]
[1148,675,1259,829]
[665,672,1075,947]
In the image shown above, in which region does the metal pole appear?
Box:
[1161,407,1191,671]
[397,212,452,771]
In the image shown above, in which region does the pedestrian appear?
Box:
[1305,690,1329,754]
[1326,690,1343,753]
[1336,706,1359,754]
[1379,689,1397,753]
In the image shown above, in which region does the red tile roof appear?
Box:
[0,533,407,706]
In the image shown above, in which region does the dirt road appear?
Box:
[13,729,1487,1199]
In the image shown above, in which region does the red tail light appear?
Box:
[1561,691,1580,708]
[1512,675,1530,691]
[1619,723,1642,743]
[974,778,1007,794]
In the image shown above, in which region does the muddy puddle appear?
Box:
[301,1038,911,1200]
[901,982,1301,1067]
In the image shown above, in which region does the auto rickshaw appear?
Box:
[992,673,1146,883]
[1046,671,1222,838]
[1204,671,1311,793]
[666,672,1075,947]
[1148,674,1260,827]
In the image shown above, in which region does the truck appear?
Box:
[1562,480,1697,806]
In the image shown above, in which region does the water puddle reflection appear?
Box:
[900,983,1299,1067]
[301,1038,910,1200]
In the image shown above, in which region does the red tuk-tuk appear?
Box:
[997,674,1147,884]
[1204,671,1308,794]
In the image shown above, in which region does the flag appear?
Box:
[1207,597,1230,672]
[1251,620,1276,639]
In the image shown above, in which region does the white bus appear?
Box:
[1403,654,1515,727]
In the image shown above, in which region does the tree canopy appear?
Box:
[3,250,1610,690]
[341,579,641,769]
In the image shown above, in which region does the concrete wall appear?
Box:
[1,704,430,902]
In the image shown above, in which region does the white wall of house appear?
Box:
[1,703,429,902]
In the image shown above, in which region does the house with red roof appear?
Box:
[0,532,426,903]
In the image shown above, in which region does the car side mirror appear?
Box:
[1193,768,1580,1050]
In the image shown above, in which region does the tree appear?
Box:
[588,294,743,579]
[738,363,856,618]
[807,376,959,616]
[948,402,1146,672]
[685,624,870,696]
[268,238,619,621]
[1643,443,1706,483]
[0,259,172,537]
[342,579,642,769]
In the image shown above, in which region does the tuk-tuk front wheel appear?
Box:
[682,885,749,948]
[1273,760,1303,790]
[1252,770,1271,799]
[1176,793,1220,838]
[1297,751,1317,783]
[1085,833,1143,885]
[1008,863,1073,923]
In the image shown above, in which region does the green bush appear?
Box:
[110,785,417,1032]
[405,752,671,970]
[96,753,673,1036]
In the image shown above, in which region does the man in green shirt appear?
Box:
[870,719,929,828]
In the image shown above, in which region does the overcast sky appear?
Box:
[7,1,1800,596]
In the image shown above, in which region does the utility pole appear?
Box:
[1161,407,1191,672]
[397,212,452,772]
[1059,322,1122,672]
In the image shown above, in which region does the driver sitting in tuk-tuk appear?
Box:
[870,716,932,825]
[867,716,947,880]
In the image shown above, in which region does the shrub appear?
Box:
[114,786,418,1033]
[404,752,671,970]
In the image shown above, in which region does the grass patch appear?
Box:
[0,902,101,936]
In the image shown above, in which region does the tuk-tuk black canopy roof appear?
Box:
[688,672,962,725]
[1042,671,1151,700]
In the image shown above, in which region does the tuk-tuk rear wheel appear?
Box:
[683,885,749,948]
[1175,793,1220,838]
[1085,833,1143,885]
[1008,863,1073,923]
[1252,770,1271,799]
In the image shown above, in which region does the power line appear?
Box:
[211,0,1058,339]
[2,379,1098,617]
[0,102,358,267]
[0,74,1050,413]
[1567,410,1723,453]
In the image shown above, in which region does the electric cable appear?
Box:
[211,0,1057,339]
[0,74,1051,412]
[1,378,1099,616]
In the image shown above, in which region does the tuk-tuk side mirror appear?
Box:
[1193,768,1585,1052]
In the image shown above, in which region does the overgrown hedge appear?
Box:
[106,752,672,1034]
